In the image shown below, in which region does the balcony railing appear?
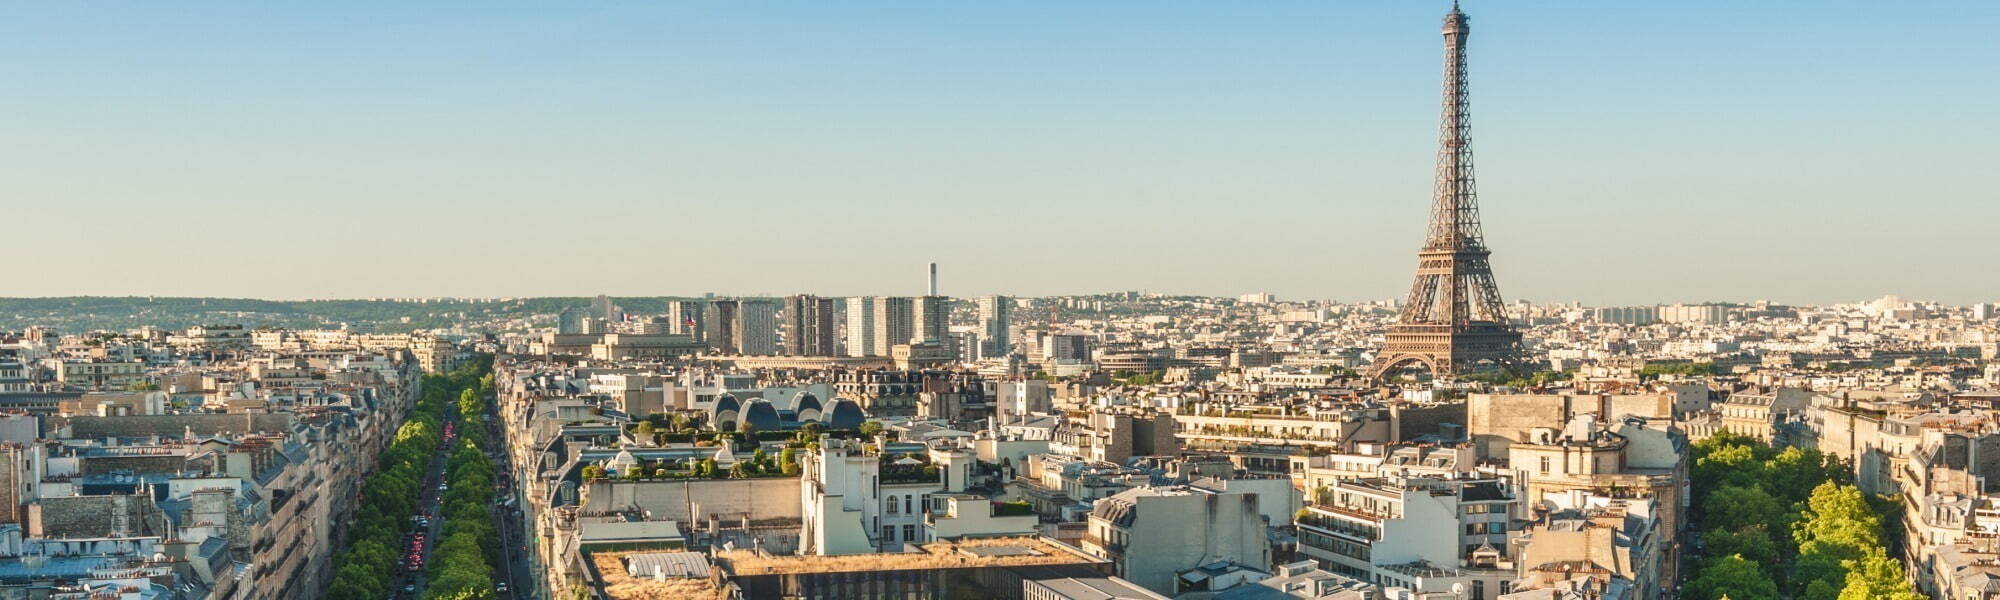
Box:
[1080,534,1124,555]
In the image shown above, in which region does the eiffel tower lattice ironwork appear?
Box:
[1369,2,1524,381]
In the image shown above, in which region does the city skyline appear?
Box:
[2,5,1994,600]
[6,2,1995,304]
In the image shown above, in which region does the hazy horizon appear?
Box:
[0,292,1963,309]
[7,2,1995,304]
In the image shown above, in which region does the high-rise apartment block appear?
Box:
[871,297,915,357]
[782,295,839,356]
[702,299,779,355]
[978,295,1013,358]
[668,299,706,340]
[845,297,877,357]
[1657,303,1726,325]
[737,299,779,355]
[1591,305,1658,325]
[704,300,738,353]
[914,296,948,346]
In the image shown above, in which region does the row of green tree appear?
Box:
[324,357,492,600]
[1639,361,1716,378]
[1682,432,1920,600]
[425,368,504,600]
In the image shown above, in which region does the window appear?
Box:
[1539,456,1550,473]
[903,524,917,542]
[1473,580,1485,600]
[904,495,913,514]
[883,525,894,542]
[886,499,898,514]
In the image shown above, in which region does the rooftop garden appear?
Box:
[583,447,799,482]
[992,501,1033,517]
[879,452,939,484]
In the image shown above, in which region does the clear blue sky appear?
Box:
[4,2,1994,305]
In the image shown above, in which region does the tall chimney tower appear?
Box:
[928,262,938,296]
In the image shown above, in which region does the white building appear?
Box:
[1656,304,1726,325]
[1296,473,1518,595]
[845,297,877,357]
[799,437,988,555]
[1082,483,1273,595]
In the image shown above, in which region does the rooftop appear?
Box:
[714,536,1100,576]
[590,551,717,600]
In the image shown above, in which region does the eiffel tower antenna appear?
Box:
[1369,3,1523,382]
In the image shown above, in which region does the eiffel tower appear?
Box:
[1369,2,1524,381]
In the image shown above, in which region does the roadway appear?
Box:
[396,410,457,599]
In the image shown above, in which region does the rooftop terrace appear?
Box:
[590,551,719,600]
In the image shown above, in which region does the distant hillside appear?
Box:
[0,296,695,333]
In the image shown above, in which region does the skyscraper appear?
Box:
[592,294,617,321]
[977,295,1013,358]
[782,294,839,356]
[737,299,780,355]
[1369,3,1524,381]
[914,263,949,348]
[704,300,739,353]
[846,297,878,357]
[667,299,706,341]
[556,306,586,335]
[913,296,948,346]
[872,297,915,357]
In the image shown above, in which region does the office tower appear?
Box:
[914,296,948,346]
[912,263,949,348]
[667,299,706,341]
[872,297,915,356]
[846,297,878,357]
[977,295,1013,358]
[1369,3,1524,381]
[782,295,839,356]
[593,294,616,321]
[737,299,780,355]
[704,300,739,353]
[556,306,586,335]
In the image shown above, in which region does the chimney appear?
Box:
[928,262,938,296]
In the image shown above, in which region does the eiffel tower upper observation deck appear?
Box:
[1369,2,1524,381]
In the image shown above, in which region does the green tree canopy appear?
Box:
[1685,555,1778,600]
[1703,484,1788,534]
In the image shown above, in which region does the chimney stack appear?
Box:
[928,262,938,296]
